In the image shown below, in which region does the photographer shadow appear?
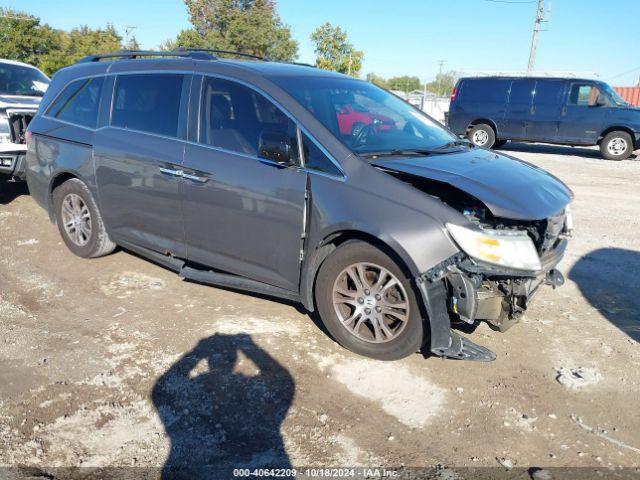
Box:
[152,333,295,479]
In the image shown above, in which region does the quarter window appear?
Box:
[568,84,600,106]
[111,74,184,137]
[47,77,104,128]
[199,77,298,161]
[301,132,342,176]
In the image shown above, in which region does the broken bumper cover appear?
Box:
[417,239,568,360]
[0,143,28,179]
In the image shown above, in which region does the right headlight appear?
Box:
[446,223,541,272]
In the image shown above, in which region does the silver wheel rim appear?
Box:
[607,137,627,156]
[472,129,489,146]
[332,262,410,344]
[61,193,92,247]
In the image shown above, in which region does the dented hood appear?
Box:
[372,147,573,220]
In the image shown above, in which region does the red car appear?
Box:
[335,103,395,135]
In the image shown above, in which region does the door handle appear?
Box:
[182,172,209,183]
[159,167,183,177]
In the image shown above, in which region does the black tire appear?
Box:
[52,178,116,258]
[315,241,424,360]
[600,131,633,160]
[467,123,496,148]
[494,139,507,148]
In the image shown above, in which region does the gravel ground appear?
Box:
[0,143,639,479]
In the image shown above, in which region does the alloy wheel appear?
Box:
[332,262,410,344]
[61,193,92,247]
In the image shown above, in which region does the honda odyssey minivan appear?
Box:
[26,50,573,362]
[448,76,640,160]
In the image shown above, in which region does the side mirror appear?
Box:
[593,94,607,107]
[258,131,294,166]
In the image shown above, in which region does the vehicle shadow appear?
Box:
[569,248,640,342]
[497,141,639,161]
[0,181,29,205]
[152,333,295,479]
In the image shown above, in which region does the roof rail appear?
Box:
[176,47,266,61]
[77,50,214,63]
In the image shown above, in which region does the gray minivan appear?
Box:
[26,50,573,362]
[448,76,640,160]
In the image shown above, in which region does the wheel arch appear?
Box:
[598,125,637,147]
[467,118,499,136]
[48,170,83,221]
[299,228,419,312]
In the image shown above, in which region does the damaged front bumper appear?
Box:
[0,143,28,181]
[416,238,568,361]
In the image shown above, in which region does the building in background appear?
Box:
[614,86,640,106]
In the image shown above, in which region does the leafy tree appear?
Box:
[426,71,457,96]
[387,75,421,92]
[0,8,59,67]
[366,73,388,89]
[165,0,298,61]
[311,22,363,77]
[39,25,122,75]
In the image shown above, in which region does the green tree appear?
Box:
[165,0,297,61]
[426,71,457,96]
[0,8,59,67]
[366,73,388,89]
[39,25,122,75]
[311,22,363,77]
[387,75,421,92]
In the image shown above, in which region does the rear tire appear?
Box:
[52,178,116,258]
[467,123,496,148]
[600,131,633,160]
[315,241,424,360]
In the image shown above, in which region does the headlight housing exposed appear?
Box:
[446,223,541,271]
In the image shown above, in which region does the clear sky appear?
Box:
[4,0,639,86]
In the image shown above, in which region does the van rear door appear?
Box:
[526,79,566,141]
[502,79,535,140]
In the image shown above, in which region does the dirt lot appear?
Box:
[0,143,639,478]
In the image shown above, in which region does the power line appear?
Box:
[484,0,535,4]
[608,65,640,81]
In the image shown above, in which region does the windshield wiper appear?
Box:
[436,140,471,150]
[359,148,447,158]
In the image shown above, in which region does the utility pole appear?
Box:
[348,53,353,77]
[527,0,545,74]
[437,60,444,96]
[124,25,137,48]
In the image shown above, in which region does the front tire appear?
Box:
[467,123,496,148]
[600,131,633,160]
[52,178,116,258]
[315,241,424,360]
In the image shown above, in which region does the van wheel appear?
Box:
[600,131,633,160]
[315,241,424,360]
[467,124,495,148]
[52,178,116,258]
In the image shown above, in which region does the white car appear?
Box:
[0,59,49,180]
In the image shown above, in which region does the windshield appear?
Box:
[599,82,629,107]
[274,76,457,154]
[0,63,50,97]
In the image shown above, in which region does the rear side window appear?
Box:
[47,76,104,128]
[199,76,298,160]
[533,80,565,106]
[111,74,184,137]
[460,79,509,104]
